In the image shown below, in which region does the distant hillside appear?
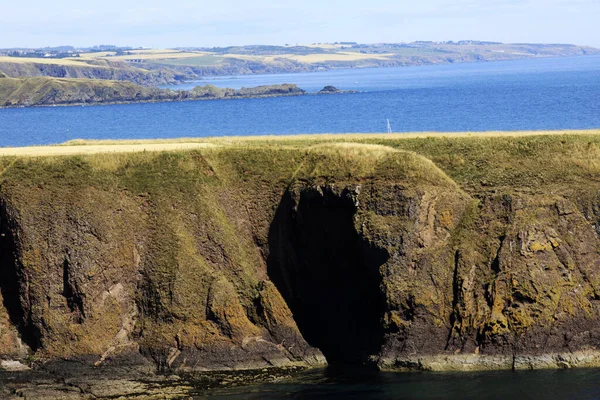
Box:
[0,77,306,107]
[0,57,187,86]
[0,42,598,86]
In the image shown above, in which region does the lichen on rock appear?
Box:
[2,134,600,381]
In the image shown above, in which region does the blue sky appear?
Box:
[2,0,599,48]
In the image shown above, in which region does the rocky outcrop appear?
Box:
[0,77,306,107]
[317,86,344,94]
[3,136,600,394]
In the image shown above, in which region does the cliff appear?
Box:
[3,132,600,396]
[4,42,598,89]
[0,77,306,107]
[0,58,185,86]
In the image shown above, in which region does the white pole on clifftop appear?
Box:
[387,119,393,133]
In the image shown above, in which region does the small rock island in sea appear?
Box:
[317,85,357,94]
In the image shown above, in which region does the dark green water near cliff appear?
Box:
[194,366,600,399]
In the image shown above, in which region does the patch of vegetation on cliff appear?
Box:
[367,133,600,193]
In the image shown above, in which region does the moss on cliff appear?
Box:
[3,131,600,372]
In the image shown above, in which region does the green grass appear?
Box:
[49,130,600,193]
[11,130,600,196]
[149,55,227,66]
[3,130,600,204]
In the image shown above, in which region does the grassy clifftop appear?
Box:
[2,130,600,380]
[52,129,600,194]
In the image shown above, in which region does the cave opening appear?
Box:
[268,187,388,365]
[0,200,40,351]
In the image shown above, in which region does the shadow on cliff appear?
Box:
[0,199,40,351]
[267,186,389,365]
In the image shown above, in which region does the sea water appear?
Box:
[0,55,599,147]
[195,365,600,400]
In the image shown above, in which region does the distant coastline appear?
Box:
[0,77,354,108]
[0,41,598,109]
[1,42,598,87]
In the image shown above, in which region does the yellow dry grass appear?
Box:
[205,129,600,143]
[0,143,217,157]
[0,129,597,159]
[5,47,398,66]
[303,44,347,49]
[286,52,395,63]
[221,54,271,61]
[126,49,181,54]
[0,56,97,66]
[54,129,600,148]
[103,52,209,61]
[73,52,117,59]
[69,50,207,61]
[219,51,394,64]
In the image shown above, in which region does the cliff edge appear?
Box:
[2,132,600,396]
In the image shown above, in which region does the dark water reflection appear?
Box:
[195,365,600,400]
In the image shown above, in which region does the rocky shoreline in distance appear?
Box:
[0,74,354,108]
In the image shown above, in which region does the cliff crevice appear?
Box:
[267,184,388,365]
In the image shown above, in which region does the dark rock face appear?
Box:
[237,84,305,96]
[445,194,600,356]
[317,85,343,94]
[266,178,600,371]
[0,200,36,359]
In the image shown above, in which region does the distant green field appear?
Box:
[148,55,227,66]
[343,47,448,57]
[389,47,449,56]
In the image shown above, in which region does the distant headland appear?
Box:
[0,41,598,107]
[1,41,598,85]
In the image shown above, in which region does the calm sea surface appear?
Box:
[196,366,600,400]
[1,56,599,147]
